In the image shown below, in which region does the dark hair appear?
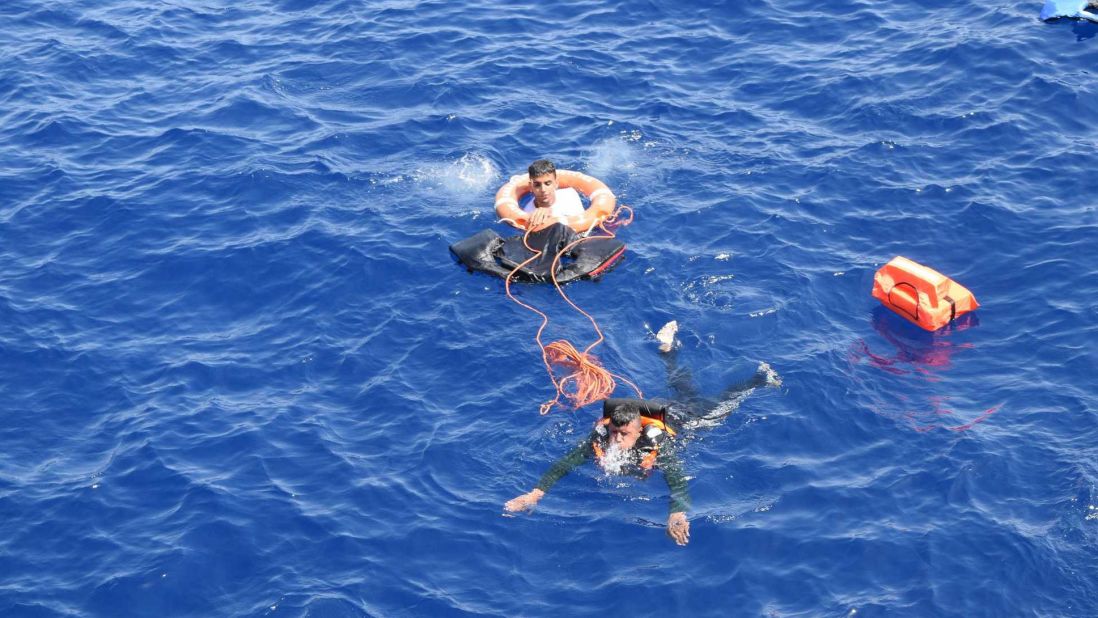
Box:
[528,159,556,178]
[609,402,641,427]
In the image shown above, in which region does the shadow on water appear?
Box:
[850,307,999,432]
[862,306,979,376]
[1073,19,1098,40]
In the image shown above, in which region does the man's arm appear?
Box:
[495,174,531,229]
[658,448,692,545]
[504,437,593,512]
[526,207,559,231]
[504,488,544,512]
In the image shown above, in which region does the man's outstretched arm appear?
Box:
[504,488,545,512]
[659,449,692,545]
[504,438,592,512]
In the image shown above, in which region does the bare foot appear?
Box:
[758,362,782,388]
[656,320,679,353]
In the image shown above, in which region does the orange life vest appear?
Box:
[872,256,979,331]
[591,416,674,471]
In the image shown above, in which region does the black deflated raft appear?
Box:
[450,223,625,284]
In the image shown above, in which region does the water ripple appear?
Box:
[2,0,1098,615]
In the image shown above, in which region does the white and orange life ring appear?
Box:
[494,169,616,234]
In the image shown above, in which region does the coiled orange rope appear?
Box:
[504,206,643,414]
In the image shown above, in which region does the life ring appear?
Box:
[871,256,979,331]
[494,169,616,234]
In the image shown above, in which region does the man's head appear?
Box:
[608,403,643,450]
[527,159,557,209]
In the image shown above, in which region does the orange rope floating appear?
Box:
[504,205,643,414]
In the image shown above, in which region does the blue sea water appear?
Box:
[2,0,1097,616]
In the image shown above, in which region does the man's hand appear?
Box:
[667,512,690,545]
[504,489,545,513]
[525,207,558,231]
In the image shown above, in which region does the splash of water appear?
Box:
[413,153,500,198]
[597,442,632,475]
[585,137,641,180]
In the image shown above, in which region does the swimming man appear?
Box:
[504,321,782,546]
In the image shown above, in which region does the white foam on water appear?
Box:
[597,443,632,476]
[585,137,642,180]
[413,153,500,198]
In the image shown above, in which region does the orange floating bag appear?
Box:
[872,256,979,331]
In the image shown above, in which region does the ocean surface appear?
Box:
[2,1,1096,616]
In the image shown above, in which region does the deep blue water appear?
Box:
[2,1,1097,616]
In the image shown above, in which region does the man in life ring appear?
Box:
[521,159,586,231]
[495,159,616,234]
[504,321,782,546]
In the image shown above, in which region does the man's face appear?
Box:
[529,173,557,208]
[609,418,643,450]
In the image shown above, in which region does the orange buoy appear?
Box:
[871,256,979,331]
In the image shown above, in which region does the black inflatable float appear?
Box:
[602,398,670,423]
[450,223,625,284]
